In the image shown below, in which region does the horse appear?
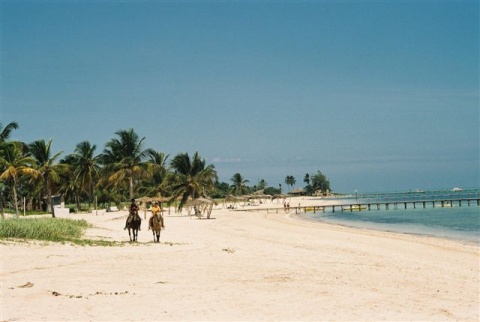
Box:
[148,213,164,243]
[126,211,141,242]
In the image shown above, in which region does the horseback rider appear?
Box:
[148,202,164,230]
[124,198,141,230]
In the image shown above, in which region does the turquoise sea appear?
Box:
[299,189,480,244]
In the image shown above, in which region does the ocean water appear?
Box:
[299,189,480,244]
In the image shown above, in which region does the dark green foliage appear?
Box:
[309,171,331,195]
[264,187,281,195]
[212,181,230,198]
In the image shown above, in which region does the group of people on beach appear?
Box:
[124,198,165,232]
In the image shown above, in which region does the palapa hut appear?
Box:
[223,195,249,209]
[247,189,271,204]
[185,197,218,219]
[288,188,306,196]
[223,191,272,209]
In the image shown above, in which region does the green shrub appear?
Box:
[0,218,90,242]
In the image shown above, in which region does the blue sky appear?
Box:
[1,0,479,193]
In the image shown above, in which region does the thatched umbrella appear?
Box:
[185,197,218,219]
[223,195,249,209]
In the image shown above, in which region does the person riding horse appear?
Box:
[124,198,141,230]
[148,202,164,230]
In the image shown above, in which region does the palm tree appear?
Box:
[230,173,250,195]
[101,129,153,200]
[70,141,101,206]
[303,173,310,185]
[28,139,66,217]
[285,175,296,192]
[0,142,39,217]
[56,160,80,211]
[310,171,331,195]
[0,121,19,142]
[257,179,267,191]
[170,151,217,210]
[0,121,19,218]
[139,150,169,197]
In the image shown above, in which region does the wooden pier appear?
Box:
[235,197,480,214]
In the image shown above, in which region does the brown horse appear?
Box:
[148,213,164,242]
[126,211,141,242]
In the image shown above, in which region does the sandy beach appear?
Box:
[1,197,479,321]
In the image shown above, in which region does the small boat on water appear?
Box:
[451,187,464,192]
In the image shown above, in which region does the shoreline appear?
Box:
[1,199,479,321]
[294,211,480,246]
[233,195,480,246]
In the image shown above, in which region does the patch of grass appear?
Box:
[71,239,120,247]
[0,218,97,245]
[2,209,51,216]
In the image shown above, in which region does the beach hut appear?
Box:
[223,195,249,209]
[288,188,306,196]
[185,197,218,219]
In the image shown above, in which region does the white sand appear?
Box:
[1,197,479,321]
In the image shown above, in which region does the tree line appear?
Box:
[0,121,331,218]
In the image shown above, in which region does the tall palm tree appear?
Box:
[101,129,153,200]
[0,142,39,217]
[230,173,250,195]
[303,173,310,185]
[70,141,101,206]
[0,121,19,142]
[28,139,66,217]
[257,179,267,191]
[170,151,217,210]
[139,150,169,197]
[285,175,296,192]
[0,121,19,218]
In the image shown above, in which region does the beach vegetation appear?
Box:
[0,217,89,242]
[257,179,267,191]
[0,121,19,142]
[28,139,68,217]
[67,141,102,210]
[170,151,218,210]
[212,180,230,198]
[305,171,331,195]
[0,217,118,246]
[0,120,334,219]
[139,150,169,198]
[264,186,281,195]
[303,173,310,185]
[285,175,296,191]
[0,142,39,218]
[100,129,154,201]
[230,173,250,195]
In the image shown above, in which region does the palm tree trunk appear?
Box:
[76,194,80,212]
[0,192,5,220]
[12,185,19,218]
[46,177,55,218]
[50,196,55,218]
[129,176,134,200]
